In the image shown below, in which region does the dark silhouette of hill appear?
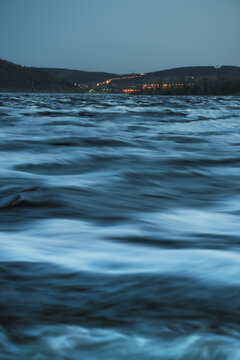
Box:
[43,65,240,87]
[1,58,240,93]
[145,66,240,82]
[148,65,240,78]
[0,59,74,92]
[41,68,118,84]
[44,65,240,83]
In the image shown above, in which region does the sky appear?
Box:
[0,0,239,74]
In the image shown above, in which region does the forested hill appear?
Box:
[146,66,240,80]
[41,68,118,84]
[1,58,240,92]
[44,65,240,85]
[0,59,74,92]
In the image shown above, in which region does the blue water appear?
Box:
[0,93,240,359]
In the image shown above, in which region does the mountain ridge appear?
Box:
[1,58,240,92]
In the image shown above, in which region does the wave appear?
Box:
[1,324,240,360]
[1,93,240,358]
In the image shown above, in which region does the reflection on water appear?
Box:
[0,93,240,359]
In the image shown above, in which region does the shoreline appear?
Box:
[0,90,239,96]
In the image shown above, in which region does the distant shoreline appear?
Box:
[0,90,239,96]
[0,89,82,94]
[1,59,240,96]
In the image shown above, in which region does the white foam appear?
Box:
[1,218,240,285]
[1,324,240,360]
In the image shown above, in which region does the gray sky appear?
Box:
[0,0,239,73]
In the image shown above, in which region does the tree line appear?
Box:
[140,77,240,95]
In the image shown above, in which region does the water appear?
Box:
[0,93,240,359]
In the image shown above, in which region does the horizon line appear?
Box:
[1,58,240,76]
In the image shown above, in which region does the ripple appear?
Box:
[1,93,240,358]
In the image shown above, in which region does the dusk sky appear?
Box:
[0,0,239,73]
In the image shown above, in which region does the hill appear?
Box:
[43,65,240,88]
[41,68,118,84]
[0,59,75,92]
[145,66,240,82]
[1,58,240,93]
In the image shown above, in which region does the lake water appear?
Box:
[0,93,240,359]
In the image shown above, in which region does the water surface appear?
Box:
[0,93,240,359]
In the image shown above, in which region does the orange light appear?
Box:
[123,88,140,93]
